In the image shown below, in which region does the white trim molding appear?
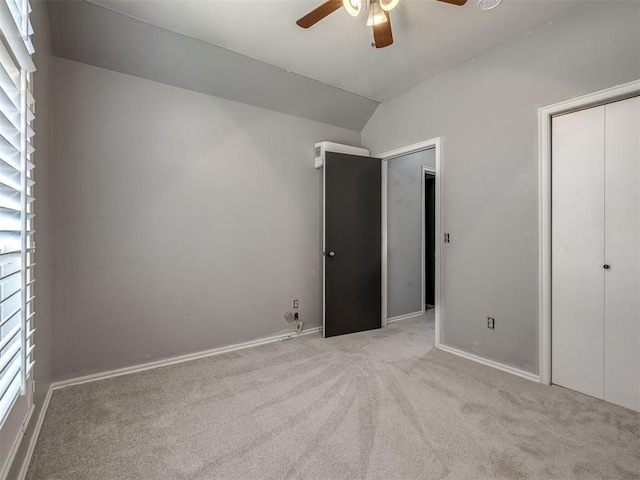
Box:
[381,160,388,328]
[16,387,53,480]
[377,139,440,161]
[376,138,442,346]
[387,310,424,324]
[51,327,321,390]
[538,79,640,386]
[438,344,539,383]
[13,327,321,477]
[1,406,33,480]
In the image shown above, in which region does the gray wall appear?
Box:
[387,148,435,318]
[8,0,53,477]
[362,2,640,374]
[51,58,360,381]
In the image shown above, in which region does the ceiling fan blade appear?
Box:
[296,0,343,28]
[436,0,468,5]
[373,10,393,48]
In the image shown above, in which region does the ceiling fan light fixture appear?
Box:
[478,0,501,10]
[343,0,362,17]
[379,0,399,12]
[366,2,388,26]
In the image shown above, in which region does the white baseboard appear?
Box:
[52,327,321,390]
[1,405,33,480]
[16,386,53,480]
[14,327,320,477]
[14,332,535,477]
[437,344,540,383]
[387,310,424,324]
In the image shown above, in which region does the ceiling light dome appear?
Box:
[379,0,400,11]
[366,1,388,26]
[343,0,362,17]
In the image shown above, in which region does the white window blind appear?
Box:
[0,0,34,428]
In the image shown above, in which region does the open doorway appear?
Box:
[381,141,440,343]
[424,169,436,310]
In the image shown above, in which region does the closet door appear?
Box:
[551,106,605,400]
[604,97,640,411]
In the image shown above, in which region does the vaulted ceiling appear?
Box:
[88,0,584,101]
[48,0,589,130]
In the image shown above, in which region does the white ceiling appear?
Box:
[87,0,584,101]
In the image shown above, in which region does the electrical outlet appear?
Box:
[284,311,295,323]
[487,317,495,330]
[293,299,299,309]
[294,312,299,320]
[295,320,303,333]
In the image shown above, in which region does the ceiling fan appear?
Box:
[296,0,468,49]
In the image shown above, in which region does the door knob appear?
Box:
[603,264,610,269]
[328,251,336,257]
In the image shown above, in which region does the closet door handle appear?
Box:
[603,264,610,269]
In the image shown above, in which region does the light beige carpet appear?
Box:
[27,313,640,479]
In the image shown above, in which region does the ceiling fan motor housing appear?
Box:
[478,0,502,11]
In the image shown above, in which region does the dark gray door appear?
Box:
[323,152,381,337]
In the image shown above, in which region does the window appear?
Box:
[0,0,35,428]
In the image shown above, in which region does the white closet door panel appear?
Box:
[552,106,605,399]
[604,97,640,412]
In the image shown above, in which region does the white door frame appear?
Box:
[378,138,442,347]
[538,79,640,385]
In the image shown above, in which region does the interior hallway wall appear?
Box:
[362,2,640,374]
[52,58,360,380]
[387,148,435,319]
